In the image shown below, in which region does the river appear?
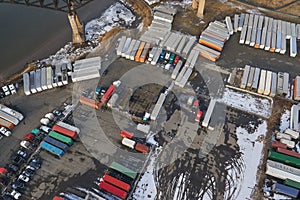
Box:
[0,0,117,80]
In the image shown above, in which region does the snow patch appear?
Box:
[218,88,272,118]
[279,109,290,132]
[224,121,267,200]
[162,0,192,8]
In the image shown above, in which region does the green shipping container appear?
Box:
[48,131,73,146]
[268,151,300,168]
[284,179,300,189]
[110,162,137,179]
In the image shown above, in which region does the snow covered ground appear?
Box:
[132,147,162,200]
[41,2,135,67]
[218,88,272,118]
[162,0,192,8]
[279,109,290,132]
[224,121,267,200]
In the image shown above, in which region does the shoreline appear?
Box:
[1,0,117,83]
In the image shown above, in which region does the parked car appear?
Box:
[165,52,170,60]
[7,164,19,173]
[29,159,41,169]
[173,55,180,65]
[0,126,12,137]
[11,180,25,190]
[11,155,25,166]
[17,150,27,159]
[18,174,29,183]
[168,54,175,64]
[25,166,35,175]
[10,190,21,199]
[195,110,203,122]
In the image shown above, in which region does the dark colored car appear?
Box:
[7,164,19,172]
[29,159,42,169]
[11,180,25,190]
[11,155,25,166]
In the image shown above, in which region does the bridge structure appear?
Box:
[0,0,91,44]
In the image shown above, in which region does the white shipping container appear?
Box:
[270,72,277,97]
[275,32,282,53]
[116,36,126,56]
[247,67,255,88]
[122,138,136,149]
[266,160,300,182]
[286,22,291,39]
[150,93,166,121]
[35,69,42,92]
[46,67,53,89]
[280,138,295,148]
[244,14,249,26]
[277,72,284,95]
[225,16,234,35]
[151,47,162,65]
[56,121,80,134]
[176,35,187,54]
[182,38,195,58]
[240,65,250,89]
[171,60,183,80]
[258,69,266,94]
[125,39,136,60]
[245,27,252,45]
[250,28,257,46]
[0,110,19,125]
[29,71,37,94]
[0,104,23,121]
[263,71,272,96]
[284,128,299,139]
[41,67,47,90]
[238,13,245,31]
[137,123,150,134]
[291,23,296,37]
[234,14,239,32]
[23,73,31,96]
[252,67,260,90]
[121,37,132,57]
[283,72,289,95]
[239,26,247,44]
[290,36,297,57]
[275,132,291,140]
[202,99,216,128]
[280,34,287,54]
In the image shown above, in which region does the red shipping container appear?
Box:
[103,174,131,192]
[135,143,149,153]
[277,147,300,159]
[80,96,100,110]
[101,85,115,104]
[52,125,77,140]
[99,181,127,199]
[120,130,134,139]
[271,141,287,149]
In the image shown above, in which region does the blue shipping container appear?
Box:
[40,141,64,157]
[44,136,69,152]
[274,183,299,198]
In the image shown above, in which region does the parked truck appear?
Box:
[56,121,80,134]
[273,183,299,199]
[79,96,100,110]
[0,104,24,121]
[0,110,19,125]
[44,136,69,152]
[52,125,78,140]
[100,85,116,104]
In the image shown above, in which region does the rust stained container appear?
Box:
[52,125,77,140]
[79,96,100,110]
[135,143,149,153]
[120,130,134,139]
[0,118,14,130]
[271,141,287,149]
[277,147,300,159]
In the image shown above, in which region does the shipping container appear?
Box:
[284,179,300,190]
[294,76,300,101]
[247,67,255,88]
[243,14,249,27]
[251,67,261,91]
[139,43,151,63]
[260,16,269,49]
[150,93,166,121]
[290,105,299,131]
[277,72,284,95]
[202,99,216,128]
[151,47,162,65]
[99,181,127,199]
[0,118,14,130]
[134,42,146,62]
[125,39,137,60]
[284,128,299,139]
[137,123,150,134]
[234,14,239,32]
[35,69,42,92]
[290,36,297,57]
[130,40,141,61]
[46,67,53,89]
[100,85,116,104]
[266,160,300,180]
[29,71,37,94]
[40,141,64,158]
[0,104,23,121]
[237,13,245,31]
[280,34,287,54]
[122,138,136,149]
[283,72,289,95]
[280,138,295,149]
[268,151,300,168]
[275,132,291,140]
[44,136,69,152]
[23,73,31,95]
[263,71,272,95]
[121,37,132,58]
[182,38,195,58]
[291,23,296,37]
[109,162,137,179]
[225,16,233,35]
[79,96,100,110]
[270,72,277,97]
[71,69,100,82]
[273,183,299,198]
[41,68,47,90]
[286,22,291,39]
[171,60,183,80]
[120,130,134,139]
[277,148,300,159]
[258,69,266,94]
[107,93,118,108]
[0,110,19,125]
[102,174,131,192]
[56,121,80,134]
[271,141,287,149]
[275,32,282,53]
[148,47,157,62]
[240,65,250,89]
[117,36,127,56]
[48,131,73,146]
[270,31,277,52]
[176,35,187,54]
[52,125,77,140]
[135,143,149,153]
[177,67,193,88]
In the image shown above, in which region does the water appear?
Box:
[0,0,117,80]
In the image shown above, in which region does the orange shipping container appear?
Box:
[79,96,100,110]
[0,118,14,130]
[199,39,222,51]
[134,42,145,62]
[135,143,149,153]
